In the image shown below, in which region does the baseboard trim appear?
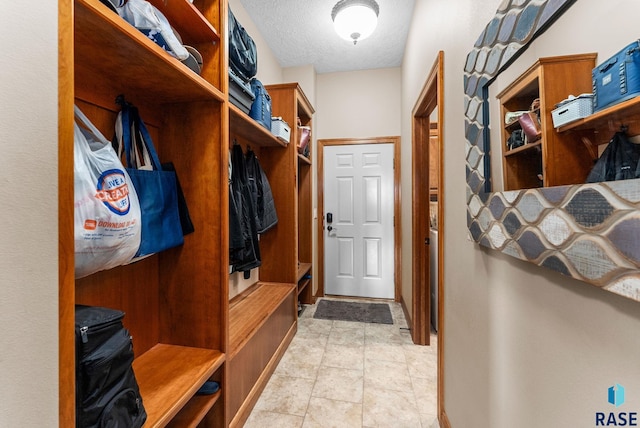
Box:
[400,295,412,334]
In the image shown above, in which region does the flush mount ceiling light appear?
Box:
[331,0,380,45]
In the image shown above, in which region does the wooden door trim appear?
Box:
[411,50,446,422]
[317,136,402,301]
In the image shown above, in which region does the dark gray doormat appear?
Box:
[313,300,393,324]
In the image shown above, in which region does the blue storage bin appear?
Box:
[593,40,640,112]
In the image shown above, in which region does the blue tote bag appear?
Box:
[115,99,183,258]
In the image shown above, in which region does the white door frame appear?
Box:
[317,136,402,301]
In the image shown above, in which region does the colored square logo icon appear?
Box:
[609,384,625,408]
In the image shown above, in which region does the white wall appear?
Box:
[402,0,640,427]
[0,2,59,426]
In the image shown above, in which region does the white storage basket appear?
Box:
[551,93,594,128]
[271,117,291,143]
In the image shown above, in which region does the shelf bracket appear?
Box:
[580,136,598,161]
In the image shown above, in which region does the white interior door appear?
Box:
[324,143,395,299]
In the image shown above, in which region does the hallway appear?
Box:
[244,298,438,427]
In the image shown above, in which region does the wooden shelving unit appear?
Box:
[267,83,315,306]
[497,54,597,190]
[59,0,227,426]
[225,83,315,427]
[61,2,317,427]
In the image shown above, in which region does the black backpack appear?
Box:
[228,7,258,81]
[75,305,147,428]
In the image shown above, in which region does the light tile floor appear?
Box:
[244,297,438,428]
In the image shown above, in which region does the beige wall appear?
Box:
[1,2,59,426]
[229,0,283,85]
[284,65,317,109]
[11,0,640,425]
[316,68,402,140]
[402,0,640,427]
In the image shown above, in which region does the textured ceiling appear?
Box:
[238,0,416,74]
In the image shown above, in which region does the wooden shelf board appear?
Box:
[147,0,219,44]
[132,344,224,428]
[229,104,288,147]
[297,263,312,283]
[298,153,312,165]
[166,391,221,428]
[229,282,296,358]
[297,279,311,296]
[504,119,522,132]
[556,95,640,133]
[504,140,542,157]
[75,0,223,104]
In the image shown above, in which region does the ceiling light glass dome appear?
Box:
[331,0,380,45]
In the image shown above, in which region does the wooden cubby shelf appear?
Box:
[147,0,219,44]
[297,262,312,297]
[229,103,288,147]
[166,391,221,428]
[75,0,224,105]
[298,153,312,165]
[132,344,224,427]
[504,140,542,157]
[297,262,312,282]
[497,54,597,190]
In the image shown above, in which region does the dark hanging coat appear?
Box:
[586,131,640,183]
[229,144,261,276]
[245,149,278,234]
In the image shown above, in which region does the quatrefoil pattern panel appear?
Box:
[464,0,640,302]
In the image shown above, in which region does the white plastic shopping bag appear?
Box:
[74,106,142,278]
[119,0,189,60]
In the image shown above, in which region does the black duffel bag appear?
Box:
[228,7,258,81]
[75,305,147,428]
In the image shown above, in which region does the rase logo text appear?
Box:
[596,384,638,427]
